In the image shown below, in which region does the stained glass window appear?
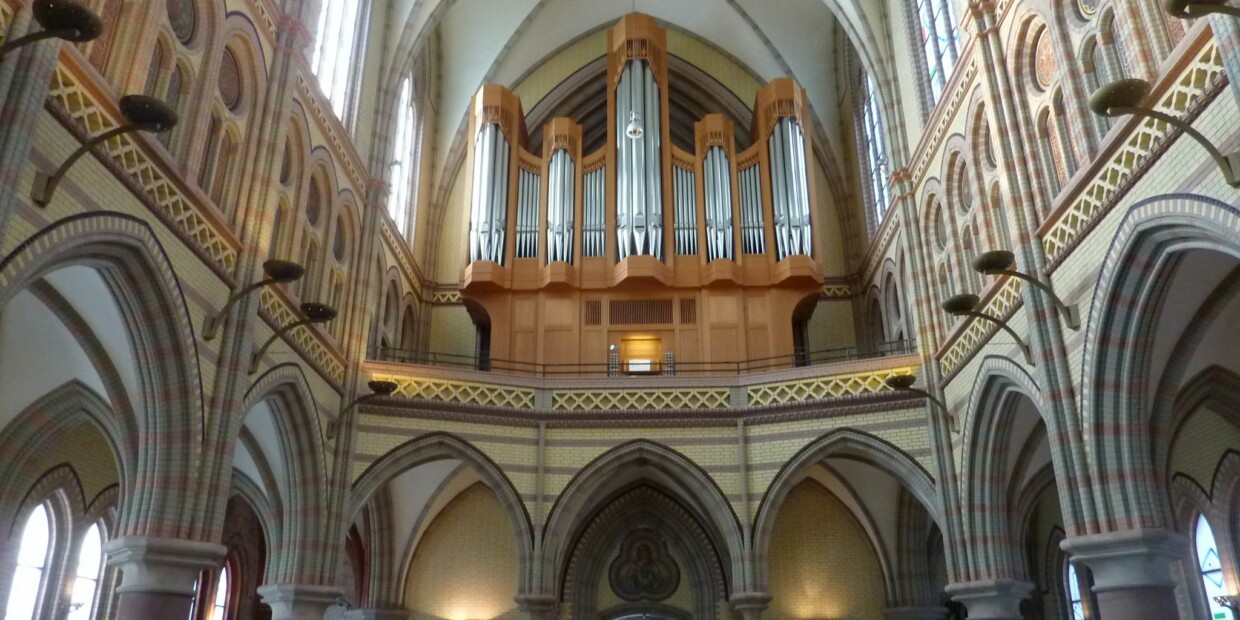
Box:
[67,524,104,620]
[860,73,892,223]
[1198,514,1234,620]
[5,505,51,620]
[915,0,961,103]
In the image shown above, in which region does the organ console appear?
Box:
[460,14,826,374]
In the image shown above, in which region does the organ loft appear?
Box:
[460,14,826,373]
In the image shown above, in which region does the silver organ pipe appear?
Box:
[673,166,697,255]
[583,166,606,257]
[768,117,812,260]
[739,164,764,254]
[616,59,663,261]
[546,149,575,263]
[703,146,733,261]
[469,123,510,264]
[516,167,540,258]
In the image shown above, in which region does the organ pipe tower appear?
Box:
[460,14,826,372]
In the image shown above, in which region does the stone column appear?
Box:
[883,606,950,620]
[944,579,1032,620]
[104,536,226,619]
[516,593,559,620]
[343,609,409,620]
[729,591,772,620]
[258,584,344,620]
[1061,528,1188,620]
[0,6,63,239]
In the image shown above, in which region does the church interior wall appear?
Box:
[1,1,1239,619]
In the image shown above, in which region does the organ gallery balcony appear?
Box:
[361,340,920,413]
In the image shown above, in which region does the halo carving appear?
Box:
[608,529,681,602]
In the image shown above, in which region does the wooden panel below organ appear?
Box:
[464,286,820,374]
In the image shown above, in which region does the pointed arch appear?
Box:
[540,440,743,597]
[0,382,126,536]
[350,432,534,591]
[0,213,204,539]
[752,427,938,590]
[241,364,332,585]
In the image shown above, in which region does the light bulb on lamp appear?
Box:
[626,111,644,139]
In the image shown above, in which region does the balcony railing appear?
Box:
[372,339,917,378]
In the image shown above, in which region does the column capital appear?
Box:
[944,579,1033,620]
[729,591,772,620]
[103,536,226,595]
[515,593,559,620]
[258,583,345,620]
[883,605,951,620]
[1060,528,1189,590]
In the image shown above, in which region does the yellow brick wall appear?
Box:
[1171,406,1240,491]
[767,480,886,619]
[32,420,119,505]
[405,483,522,620]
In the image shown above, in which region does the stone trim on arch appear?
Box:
[241,363,332,585]
[540,440,744,598]
[350,432,535,592]
[959,355,1046,465]
[1079,194,1240,531]
[750,427,938,592]
[562,485,728,619]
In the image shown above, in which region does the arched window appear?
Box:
[860,72,892,224]
[212,565,231,620]
[914,0,961,103]
[270,203,287,259]
[1197,514,1234,620]
[312,0,368,122]
[388,76,418,239]
[5,505,51,620]
[1066,562,1085,619]
[67,524,104,620]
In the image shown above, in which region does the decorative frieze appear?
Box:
[747,366,916,407]
[552,389,730,411]
[46,58,240,275]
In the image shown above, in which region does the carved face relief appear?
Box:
[608,529,680,602]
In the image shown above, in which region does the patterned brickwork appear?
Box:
[46,58,239,276]
[257,287,346,385]
[0,2,11,44]
[747,366,915,407]
[937,277,1024,379]
[551,388,729,411]
[767,481,886,619]
[403,485,522,620]
[295,74,368,195]
[1040,36,1226,267]
[371,373,536,409]
[430,289,462,304]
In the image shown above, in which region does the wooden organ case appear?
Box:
[460,14,825,374]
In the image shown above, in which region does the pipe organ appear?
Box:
[461,14,826,372]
